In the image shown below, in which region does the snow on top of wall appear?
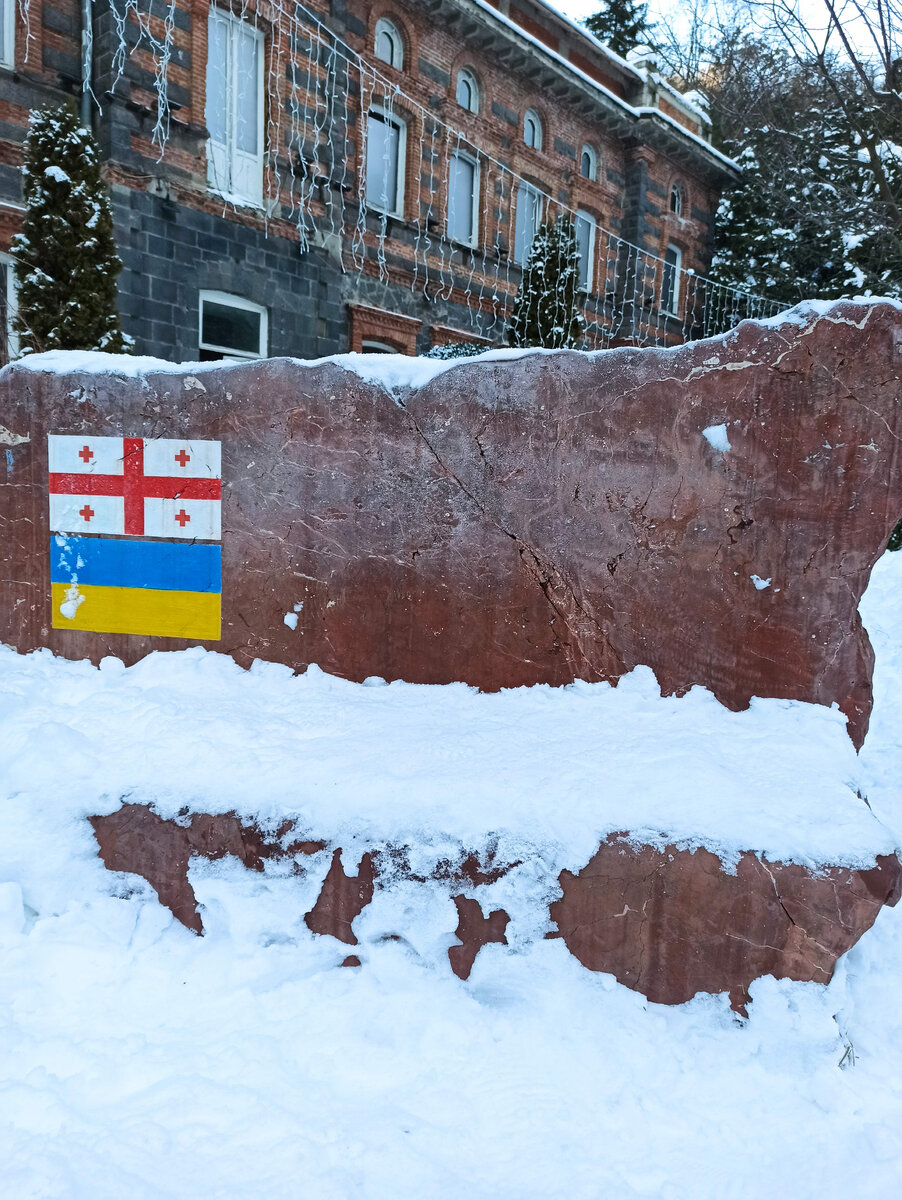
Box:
[0,642,893,873]
[10,299,902,397]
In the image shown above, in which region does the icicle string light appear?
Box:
[89,0,786,345]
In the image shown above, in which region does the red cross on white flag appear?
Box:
[48,436,222,540]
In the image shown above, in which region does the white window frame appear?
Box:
[374,17,403,69]
[0,0,14,68]
[580,145,597,181]
[661,245,681,316]
[365,106,407,219]
[206,10,265,208]
[0,251,17,360]
[456,68,479,114]
[513,182,543,264]
[670,184,684,216]
[575,210,596,293]
[523,108,542,150]
[198,290,268,360]
[447,151,480,248]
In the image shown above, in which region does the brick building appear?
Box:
[0,0,763,362]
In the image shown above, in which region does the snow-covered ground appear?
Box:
[1,553,901,1198]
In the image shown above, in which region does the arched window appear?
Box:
[374,17,403,69]
[456,68,479,113]
[580,145,597,181]
[523,108,542,150]
[669,183,684,216]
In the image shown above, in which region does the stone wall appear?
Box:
[4,301,902,745]
[4,301,902,1007]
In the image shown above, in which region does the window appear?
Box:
[456,68,479,113]
[365,109,406,217]
[0,253,17,363]
[661,245,681,315]
[447,152,479,246]
[198,291,267,360]
[523,108,542,150]
[670,184,684,216]
[513,182,542,264]
[580,145,597,181]
[374,17,403,68]
[361,339,400,353]
[575,211,596,292]
[206,10,264,206]
[0,0,14,68]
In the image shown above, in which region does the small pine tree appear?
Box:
[12,105,130,355]
[424,341,487,359]
[585,0,655,58]
[508,214,584,349]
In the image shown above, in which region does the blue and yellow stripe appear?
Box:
[50,536,221,640]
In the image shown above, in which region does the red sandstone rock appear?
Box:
[4,303,902,745]
[448,895,510,980]
[304,848,375,945]
[89,805,900,1008]
[90,804,322,934]
[549,837,902,1012]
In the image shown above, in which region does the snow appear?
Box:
[0,649,893,873]
[703,422,731,452]
[2,552,902,1194]
[15,299,902,401]
[43,165,70,184]
[750,574,772,590]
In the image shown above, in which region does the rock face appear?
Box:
[4,302,902,745]
[449,896,510,981]
[549,838,902,1012]
[89,805,324,934]
[90,806,901,1009]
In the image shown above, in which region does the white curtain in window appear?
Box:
[206,11,263,205]
[366,113,402,214]
[514,184,541,263]
[662,246,681,313]
[448,154,477,245]
[575,212,596,291]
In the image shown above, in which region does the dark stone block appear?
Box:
[418,57,451,88]
[491,101,518,127]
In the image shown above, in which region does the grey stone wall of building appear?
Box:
[111,188,351,361]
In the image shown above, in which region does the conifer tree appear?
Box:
[508,214,584,349]
[585,0,655,58]
[12,105,130,355]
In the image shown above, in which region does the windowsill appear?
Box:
[446,235,479,252]
[207,186,265,212]
[367,204,406,222]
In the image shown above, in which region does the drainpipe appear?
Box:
[80,0,92,129]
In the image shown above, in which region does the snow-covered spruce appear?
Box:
[12,106,131,356]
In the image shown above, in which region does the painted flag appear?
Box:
[48,436,221,540]
[50,535,221,640]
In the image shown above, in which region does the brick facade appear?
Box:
[0,0,735,361]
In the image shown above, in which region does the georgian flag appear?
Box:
[48,436,221,540]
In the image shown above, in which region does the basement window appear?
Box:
[198,291,267,360]
[0,253,18,364]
